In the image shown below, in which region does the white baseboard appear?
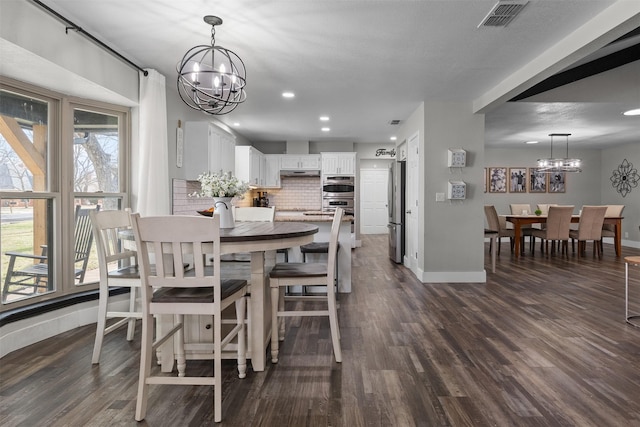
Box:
[420,270,487,283]
[0,294,129,358]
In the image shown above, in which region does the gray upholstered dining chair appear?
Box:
[509,203,535,249]
[570,206,608,258]
[530,206,574,255]
[484,205,514,255]
[600,204,625,253]
[536,204,558,215]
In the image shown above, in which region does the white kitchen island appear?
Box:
[274,211,353,293]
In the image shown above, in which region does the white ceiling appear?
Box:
[10,0,640,149]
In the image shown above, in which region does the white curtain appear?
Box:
[136,69,170,216]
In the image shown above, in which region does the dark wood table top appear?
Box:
[219,221,318,242]
[119,220,318,243]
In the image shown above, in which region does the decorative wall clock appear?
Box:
[610,159,639,197]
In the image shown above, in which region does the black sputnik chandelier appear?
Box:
[177,16,247,115]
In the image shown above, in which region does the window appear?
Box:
[0,80,130,308]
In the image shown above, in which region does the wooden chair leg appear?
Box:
[270,286,280,364]
[235,298,247,379]
[126,287,137,341]
[175,314,186,377]
[135,313,154,422]
[91,283,110,364]
[278,289,285,340]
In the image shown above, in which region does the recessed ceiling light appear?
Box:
[525,140,539,144]
[623,108,640,116]
[319,116,330,121]
[321,127,330,132]
[390,136,397,141]
[282,92,295,98]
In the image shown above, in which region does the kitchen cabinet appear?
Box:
[264,155,281,187]
[280,154,321,170]
[235,146,264,186]
[183,121,235,179]
[321,152,356,175]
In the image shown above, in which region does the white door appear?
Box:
[406,132,419,268]
[360,168,389,234]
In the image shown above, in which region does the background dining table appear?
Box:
[504,214,624,257]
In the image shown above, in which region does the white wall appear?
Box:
[601,142,640,243]
[0,1,138,105]
[422,102,485,281]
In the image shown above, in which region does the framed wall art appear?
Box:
[509,167,527,193]
[489,167,507,193]
[484,168,487,193]
[529,167,547,193]
[549,171,566,193]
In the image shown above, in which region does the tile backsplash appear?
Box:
[253,176,322,211]
[172,176,322,214]
[172,179,216,215]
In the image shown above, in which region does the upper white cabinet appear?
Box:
[280,154,321,170]
[321,152,356,175]
[235,146,264,187]
[183,121,235,179]
[264,155,282,188]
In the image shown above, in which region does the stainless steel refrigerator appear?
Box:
[388,160,406,263]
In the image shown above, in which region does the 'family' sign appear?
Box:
[375,148,396,157]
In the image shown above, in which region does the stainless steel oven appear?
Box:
[322,197,354,213]
[322,176,355,199]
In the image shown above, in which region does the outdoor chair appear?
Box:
[3,205,98,298]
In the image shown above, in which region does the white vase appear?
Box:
[213,197,235,228]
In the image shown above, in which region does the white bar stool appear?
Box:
[624,256,640,327]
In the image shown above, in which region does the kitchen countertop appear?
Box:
[275,210,353,222]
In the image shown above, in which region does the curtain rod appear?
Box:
[30,0,149,76]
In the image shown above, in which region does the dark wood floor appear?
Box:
[2,235,640,426]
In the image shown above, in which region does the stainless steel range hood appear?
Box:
[280,169,320,177]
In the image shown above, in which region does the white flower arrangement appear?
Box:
[191,171,250,198]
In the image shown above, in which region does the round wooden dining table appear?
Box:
[122,220,318,372]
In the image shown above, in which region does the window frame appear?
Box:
[0,77,132,311]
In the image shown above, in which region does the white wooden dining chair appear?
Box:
[269,208,343,364]
[131,214,247,423]
[90,208,142,364]
[232,206,289,262]
[232,206,275,221]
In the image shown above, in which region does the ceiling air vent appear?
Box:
[479,1,528,28]
[388,119,401,125]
